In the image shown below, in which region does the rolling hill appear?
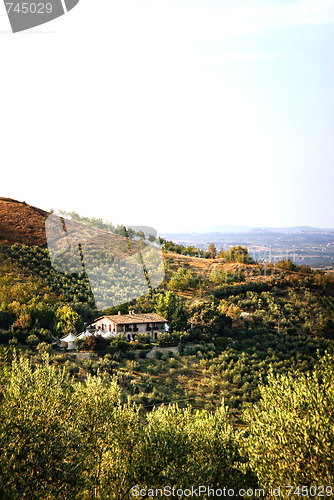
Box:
[0,197,49,247]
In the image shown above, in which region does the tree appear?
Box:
[276,258,296,272]
[56,305,84,334]
[221,246,256,264]
[0,303,12,329]
[13,312,32,330]
[29,301,55,329]
[210,269,245,284]
[218,299,243,327]
[84,334,107,352]
[208,243,217,259]
[156,291,177,320]
[172,300,189,331]
[0,356,83,499]
[156,291,189,331]
[0,356,142,500]
[71,374,143,500]
[0,355,257,499]
[243,352,334,493]
[167,268,198,292]
[189,302,232,336]
[141,403,254,491]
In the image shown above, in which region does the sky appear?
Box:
[0,0,333,233]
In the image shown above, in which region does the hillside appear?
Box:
[0,197,332,332]
[1,203,334,497]
[1,199,334,427]
[0,197,49,247]
[164,250,274,281]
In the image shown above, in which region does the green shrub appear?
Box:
[36,342,51,354]
[138,350,147,359]
[125,360,140,372]
[26,334,39,346]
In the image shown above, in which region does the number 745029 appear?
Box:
[286,485,333,497]
[5,3,53,14]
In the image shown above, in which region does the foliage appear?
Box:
[0,356,82,499]
[218,300,243,327]
[168,268,199,292]
[276,258,296,271]
[216,282,334,336]
[162,240,205,258]
[155,291,189,331]
[59,211,116,233]
[219,246,256,264]
[0,304,12,329]
[1,243,95,307]
[156,331,188,347]
[243,352,334,493]
[108,339,133,353]
[189,302,232,336]
[1,343,334,498]
[83,334,108,352]
[26,334,39,346]
[0,356,252,499]
[142,403,253,491]
[155,290,177,319]
[213,280,271,299]
[2,236,334,496]
[56,305,84,335]
[36,341,52,354]
[208,243,217,258]
[210,269,245,285]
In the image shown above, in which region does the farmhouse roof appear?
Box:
[93,313,168,325]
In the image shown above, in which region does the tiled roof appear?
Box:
[92,313,168,325]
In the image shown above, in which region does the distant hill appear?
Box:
[0,197,49,247]
[162,226,334,238]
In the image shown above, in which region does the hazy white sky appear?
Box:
[1,0,333,232]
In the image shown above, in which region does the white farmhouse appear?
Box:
[90,311,168,341]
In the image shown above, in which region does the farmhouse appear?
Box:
[90,311,168,341]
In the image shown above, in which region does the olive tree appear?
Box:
[0,356,83,499]
[242,352,334,493]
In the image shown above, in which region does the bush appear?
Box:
[157,332,178,347]
[214,337,229,351]
[83,334,107,352]
[123,350,136,360]
[125,360,140,372]
[135,334,151,344]
[107,339,130,354]
[26,334,39,346]
[37,342,51,354]
[178,343,184,356]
